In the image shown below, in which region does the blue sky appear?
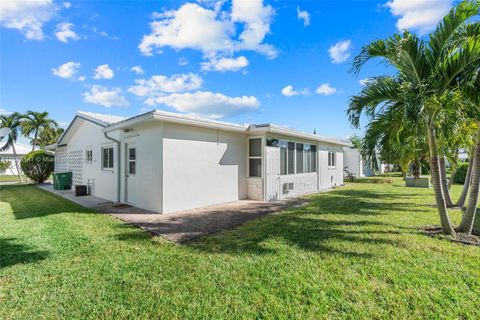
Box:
[0,0,455,143]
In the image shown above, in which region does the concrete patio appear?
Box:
[38,183,307,242]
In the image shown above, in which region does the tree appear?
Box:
[36,126,65,149]
[20,150,54,184]
[0,112,24,183]
[21,111,58,151]
[348,1,480,234]
[348,134,362,149]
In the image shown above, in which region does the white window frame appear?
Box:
[328,152,336,168]
[101,146,114,170]
[248,138,263,178]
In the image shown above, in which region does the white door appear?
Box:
[125,143,137,204]
[266,146,281,201]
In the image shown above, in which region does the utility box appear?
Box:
[75,185,89,196]
[53,172,72,190]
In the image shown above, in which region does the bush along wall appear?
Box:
[20,150,54,183]
[453,163,469,184]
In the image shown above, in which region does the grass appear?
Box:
[0,179,479,319]
[0,175,21,183]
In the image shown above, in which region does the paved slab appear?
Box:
[39,183,307,243]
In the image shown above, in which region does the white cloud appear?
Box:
[359,78,371,86]
[201,56,249,72]
[328,40,352,64]
[139,0,276,58]
[149,91,260,119]
[128,73,203,99]
[296,7,310,26]
[62,2,72,9]
[0,0,56,40]
[385,0,453,34]
[0,108,12,115]
[281,85,308,97]
[93,64,114,79]
[83,85,129,108]
[52,61,81,80]
[316,83,337,95]
[131,65,144,75]
[55,22,79,43]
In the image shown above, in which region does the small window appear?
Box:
[86,149,93,162]
[128,147,136,174]
[102,146,114,169]
[249,138,262,157]
[328,152,336,167]
[249,159,262,177]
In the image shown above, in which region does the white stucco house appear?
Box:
[48,110,350,214]
[343,148,390,178]
[0,142,36,175]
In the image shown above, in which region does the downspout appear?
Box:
[104,131,121,203]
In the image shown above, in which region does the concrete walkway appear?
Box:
[38,183,306,243]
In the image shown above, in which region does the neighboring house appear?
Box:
[0,142,36,175]
[343,148,388,178]
[48,110,350,214]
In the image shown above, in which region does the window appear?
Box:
[328,152,336,167]
[85,149,93,162]
[102,146,114,169]
[302,144,317,173]
[296,143,304,174]
[280,140,295,175]
[128,147,136,175]
[249,138,262,177]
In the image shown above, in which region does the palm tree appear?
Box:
[0,112,24,183]
[21,111,58,151]
[36,126,65,149]
[348,1,480,234]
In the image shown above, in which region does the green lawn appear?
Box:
[0,175,21,183]
[1,180,479,319]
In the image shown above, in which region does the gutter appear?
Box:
[104,131,121,203]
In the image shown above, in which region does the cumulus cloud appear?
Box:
[83,85,129,107]
[138,0,277,59]
[296,6,310,26]
[131,65,144,75]
[0,0,56,40]
[55,22,79,43]
[281,85,308,97]
[93,64,114,79]
[128,73,203,99]
[52,61,82,80]
[328,40,352,64]
[316,83,337,95]
[0,108,12,115]
[201,56,249,72]
[150,91,260,119]
[385,0,453,34]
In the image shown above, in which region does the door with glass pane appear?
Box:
[125,142,137,204]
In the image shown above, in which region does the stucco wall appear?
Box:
[279,173,318,198]
[343,148,363,177]
[162,123,247,213]
[119,123,163,213]
[55,119,119,202]
[318,143,344,190]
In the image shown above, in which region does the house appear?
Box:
[48,110,350,214]
[343,148,389,178]
[0,142,36,175]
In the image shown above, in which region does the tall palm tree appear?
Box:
[348,1,480,234]
[21,111,58,151]
[36,126,65,149]
[0,112,24,183]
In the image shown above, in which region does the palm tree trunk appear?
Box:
[32,129,38,151]
[439,156,454,207]
[457,130,480,234]
[427,126,455,234]
[11,143,24,183]
[456,148,474,208]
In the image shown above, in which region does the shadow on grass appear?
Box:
[0,238,49,269]
[0,185,92,220]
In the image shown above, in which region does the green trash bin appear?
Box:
[53,172,72,190]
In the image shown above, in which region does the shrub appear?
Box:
[453,163,469,184]
[20,150,54,183]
